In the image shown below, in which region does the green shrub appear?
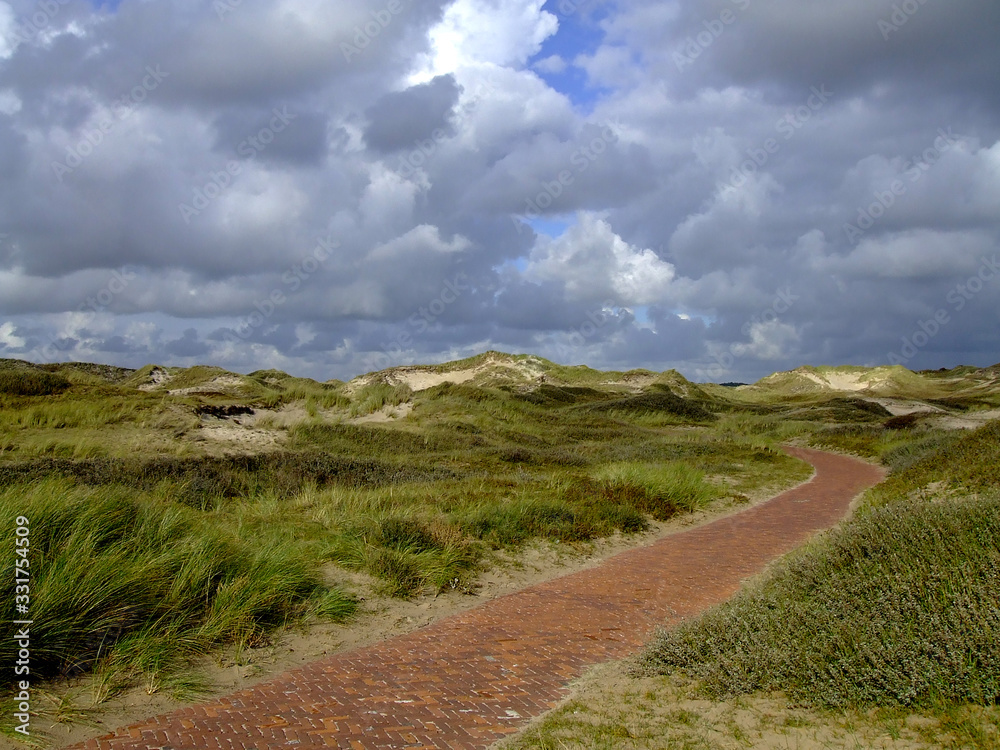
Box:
[0,370,71,396]
[457,487,650,548]
[881,431,960,475]
[460,499,580,545]
[584,386,716,422]
[0,452,452,508]
[884,413,920,430]
[371,517,440,552]
[637,495,1000,708]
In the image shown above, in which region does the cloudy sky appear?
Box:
[0,0,998,382]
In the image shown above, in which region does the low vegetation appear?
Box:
[637,422,1000,704]
[638,493,999,706]
[2,353,998,746]
[0,370,72,397]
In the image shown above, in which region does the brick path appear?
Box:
[70,447,883,750]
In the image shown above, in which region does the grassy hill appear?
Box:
[737,362,1000,406]
[1,352,998,746]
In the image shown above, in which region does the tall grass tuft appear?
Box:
[0,480,355,690]
[594,461,717,519]
[327,515,480,597]
[348,383,413,417]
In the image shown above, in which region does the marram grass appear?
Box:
[0,479,356,692]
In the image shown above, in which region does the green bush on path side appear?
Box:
[637,493,1000,708]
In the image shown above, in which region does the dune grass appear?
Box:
[865,419,1000,505]
[0,356,904,733]
[636,421,1000,709]
[593,461,718,518]
[348,382,413,417]
[0,370,72,396]
[0,480,356,702]
[637,493,1000,707]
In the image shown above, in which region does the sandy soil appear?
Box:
[167,374,249,396]
[195,423,286,454]
[496,662,956,749]
[929,407,1000,430]
[349,402,414,424]
[135,367,172,392]
[347,354,550,395]
[188,404,310,455]
[249,402,312,428]
[866,398,1000,430]
[396,370,477,391]
[31,484,792,749]
[801,370,889,392]
[868,397,946,416]
[867,397,955,428]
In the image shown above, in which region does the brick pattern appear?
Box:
[69,447,884,750]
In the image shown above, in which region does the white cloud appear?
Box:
[533,54,566,75]
[527,213,676,305]
[734,320,800,360]
[445,63,575,151]
[367,224,471,262]
[360,163,421,231]
[574,45,642,90]
[0,321,24,349]
[0,2,17,60]
[412,0,558,81]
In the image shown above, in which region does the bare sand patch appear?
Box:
[930,407,1000,430]
[396,370,477,390]
[167,374,249,396]
[135,367,172,392]
[195,423,285,454]
[868,398,945,416]
[801,369,891,392]
[349,402,414,423]
[347,353,550,394]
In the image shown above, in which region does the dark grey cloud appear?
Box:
[100,335,150,355]
[165,328,211,358]
[0,0,997,383]
[212,109,330,165]
[640,1,1000,108]
[364,75,460,152]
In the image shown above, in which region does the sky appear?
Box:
[0,0,998,383]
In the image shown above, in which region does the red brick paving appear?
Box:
[69,447,883,750]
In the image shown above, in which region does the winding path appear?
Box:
[71,447,884,750]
